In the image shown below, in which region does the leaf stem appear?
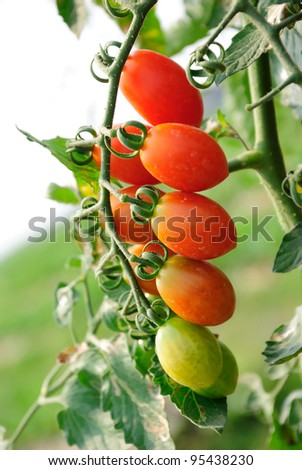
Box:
[8,400,41,448]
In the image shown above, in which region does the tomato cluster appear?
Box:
[96,49,239,398]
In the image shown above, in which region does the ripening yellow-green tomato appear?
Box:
[155,316,223,390]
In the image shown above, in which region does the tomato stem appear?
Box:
[247,54,302,231]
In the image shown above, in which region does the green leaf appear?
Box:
[165,20,208,56]
[56,0,86,38]
[273,223,302,273]
[96,335,174,449]
[54,282,80,327]
[263,306,302,365]
[149,356,227,433]
[139,8,167,54]
[279,390,302,444]
[272,23,302,119]
[216,24,269,84]
[237,373,273,420]
[271,390,302,449]
[165,0,224,56]
[132,340,155,377]
[18,129,100,193]
[270,417,302,449]
[99,297,129,333]
[47,183,80,205]
[58,352,132,449]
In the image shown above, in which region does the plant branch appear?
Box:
[274,10,302,32]
[247,53,302,231]
[7,400,41,448]
[97,1,157,318]
[242,2,302,88]
[228,150,264,172]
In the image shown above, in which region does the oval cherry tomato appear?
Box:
[156,255,235,326]
[194,341,238,398]
[120,50,203,127]
[92,125,158,186]
[152,192,237,260]
[155,316,222,389]
[140,123,228,192]
[110,186,163,244]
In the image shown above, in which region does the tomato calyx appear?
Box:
[67,126,98,165]
[187,42,226,89]
[91,41,123,83]
[130,241,169,280]
[104,121,148,159]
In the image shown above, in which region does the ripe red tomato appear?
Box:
[92,125,158,185]
[120,50,203,127]
[155,316,223,389]
[152,192,236,260]
[110,185,163,244]
[140,123,228,192]
[156,255,235,326]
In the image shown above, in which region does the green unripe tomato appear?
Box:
[194,341,238,398]
[155,316,223,390]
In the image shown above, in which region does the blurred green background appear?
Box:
[1,88,302,449]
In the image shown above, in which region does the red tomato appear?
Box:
[110,186,163,244]
[140,123,228,192]
[156,255,236,326]
[151,192,236,260]
[92,125,158,186]
[120,50,203,127]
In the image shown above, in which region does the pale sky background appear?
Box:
[0,0,187,259]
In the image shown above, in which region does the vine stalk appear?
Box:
[247,53,302,231]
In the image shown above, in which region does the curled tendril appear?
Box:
[187,42,226,89]
[129,185,160,224]
[134,299,169,335]
[135,312,158,335]
[75,126,98,141]
[70,150,93,166]
[68,126,98,165]
[131,241,168,280]
[74,197,101,240]
[91,41,122,83]
[118,291,137,316]
[104,120,148,159]
[104,0,130,18]
[97,258,123,291]
[282,166,302,208]
[147,299,170,327]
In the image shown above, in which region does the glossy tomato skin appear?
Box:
[155,316,222,389]
[152,192,237,260]
[156,256,235,326]
[110,186,163,244]
[120,50,203,127]
[92,125,158,186]
[194,341,239,398]
[140,123,228,192]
